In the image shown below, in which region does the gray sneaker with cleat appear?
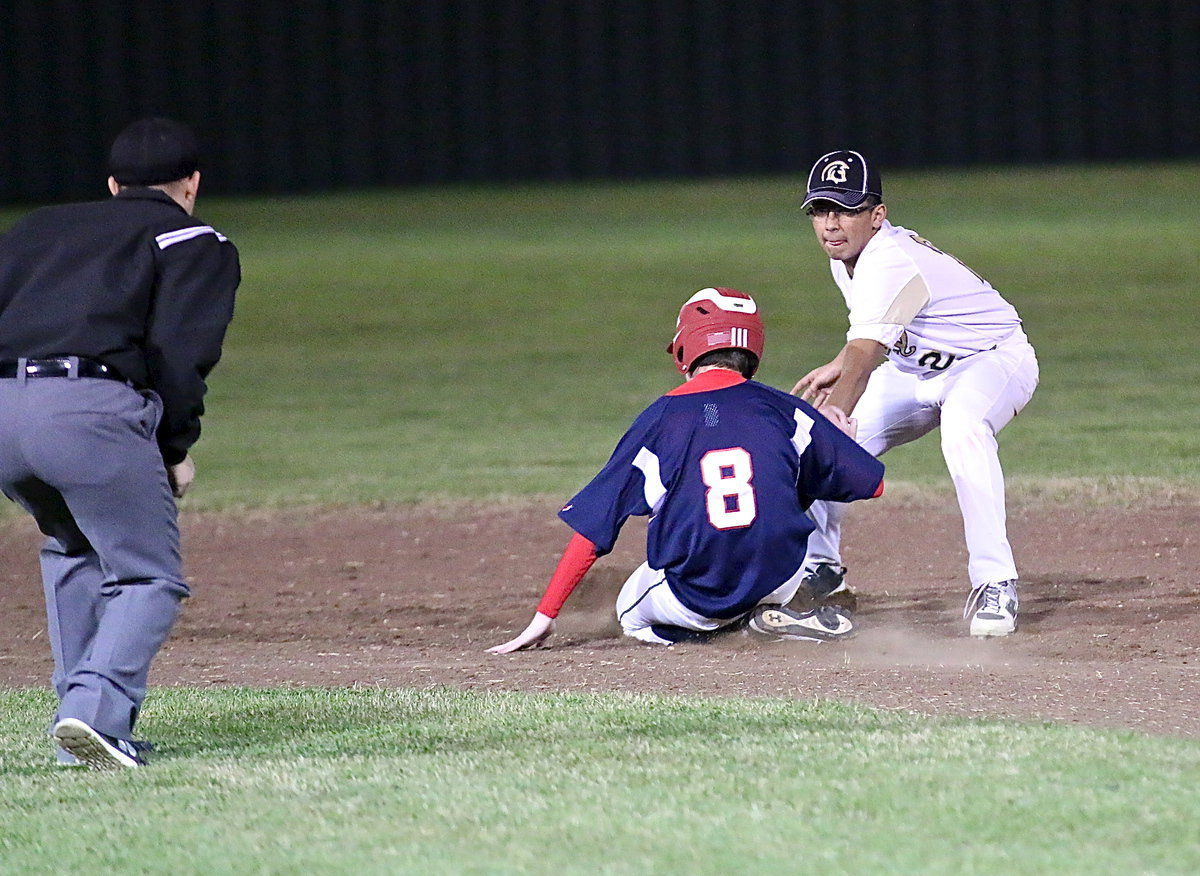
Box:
[53,719,148,770]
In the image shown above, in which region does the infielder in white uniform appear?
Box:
[792,150,1039,637]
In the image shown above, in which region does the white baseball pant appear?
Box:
[615,560,808,645]
[804,330,1039,588]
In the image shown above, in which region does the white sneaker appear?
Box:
[964,580,1018,637]
[52,719,146,770]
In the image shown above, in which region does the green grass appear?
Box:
[5,163,1190,509]
[3,686,1200,875]
[2,167,1199,872]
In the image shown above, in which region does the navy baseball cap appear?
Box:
[801,150,882,210]
[108,117,200,186]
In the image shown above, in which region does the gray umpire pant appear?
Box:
[0,370,187,740]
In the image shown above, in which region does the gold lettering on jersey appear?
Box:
[891,330,916,357]
[822,161,850,184]
[909,233,944,255]
[891,330,957,371]
[908,233,989,285]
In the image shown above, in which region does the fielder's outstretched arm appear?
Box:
[486,532,598,653]
[793,338,885,416]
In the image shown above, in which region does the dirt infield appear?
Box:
[2,498,1198,736]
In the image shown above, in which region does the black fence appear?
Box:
[1,1,1197,202]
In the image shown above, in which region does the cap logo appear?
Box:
[821,161,851,185]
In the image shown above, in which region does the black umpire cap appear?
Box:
[108,117,200,186]
[801,150,882,210]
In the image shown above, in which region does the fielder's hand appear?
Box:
[792,361,842,407]
[487,612,556,653]
[168,454,196,499]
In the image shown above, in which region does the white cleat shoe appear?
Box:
[749,604,855,641]
[965,580,1018,637]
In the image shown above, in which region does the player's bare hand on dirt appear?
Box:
[792,361,841,406]
[822,405,858,440]
[487,612,556,653]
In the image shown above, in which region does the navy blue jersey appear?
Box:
[559,370,884,619]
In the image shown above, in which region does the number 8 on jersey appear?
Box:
[700,447,756,529]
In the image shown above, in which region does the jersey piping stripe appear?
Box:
[155,226,228,249]
[632,447,667,513]
[791,409,815,457]
[617,578,670,623]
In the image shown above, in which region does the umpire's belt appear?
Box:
[0,357,131,384]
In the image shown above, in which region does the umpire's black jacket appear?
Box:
[0,187,240,465]
[0,187,241,463]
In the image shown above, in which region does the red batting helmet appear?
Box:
[667,287,765,375]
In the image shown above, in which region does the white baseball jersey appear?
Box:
[832,220,1023,375]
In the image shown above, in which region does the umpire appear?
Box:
[0,117,240,769]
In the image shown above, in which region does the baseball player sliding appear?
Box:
[488,287,884,652]
[792,150,1039,637]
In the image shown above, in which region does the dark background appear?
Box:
[1,1,1197,202]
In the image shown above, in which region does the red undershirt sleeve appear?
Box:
[536,532,599,618]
